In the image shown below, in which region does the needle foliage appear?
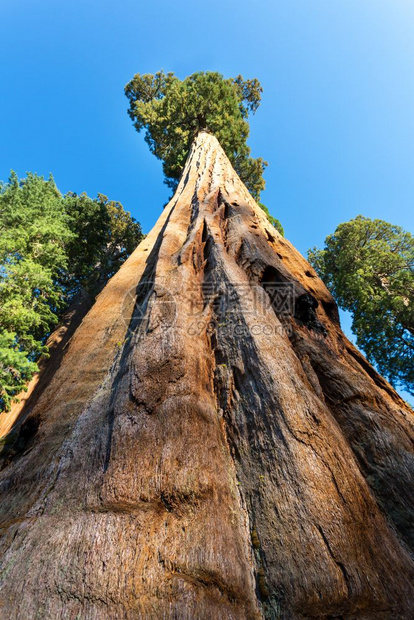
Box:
[125,70,283,234]
[0,173,143,411]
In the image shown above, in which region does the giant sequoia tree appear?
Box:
[0,99,413,616]
[125,71,283,235]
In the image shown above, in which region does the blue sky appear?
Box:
[1,0,413,401]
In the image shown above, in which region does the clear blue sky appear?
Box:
[1,1,413,401]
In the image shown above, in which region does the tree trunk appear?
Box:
[0,132,413,619]
[0,290,93,440]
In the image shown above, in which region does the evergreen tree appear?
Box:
[0,172,72,410]
[308,216,414,394]
[0,173,143,411]
[62,192,142,299]
[125,70,283,233]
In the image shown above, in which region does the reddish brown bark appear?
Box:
[0,132,413,619]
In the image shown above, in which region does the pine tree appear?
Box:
[0,173,143,411]
[0,173,72,410]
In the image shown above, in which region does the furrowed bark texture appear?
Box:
[0,132,413,619]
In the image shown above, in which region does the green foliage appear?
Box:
[125,70,282,231]
[61,191,109,298]
[62,192,143,298]
[0,331,38,412]
[0,172,71,410]
[0,172,143,412]
[308,216,414,394]
[102,196,144,277]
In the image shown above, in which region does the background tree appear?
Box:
[62,192,143,299]
[125,70,283,233]
[0,173,143,412]
[308,215,414,394]
[0,172,72,410]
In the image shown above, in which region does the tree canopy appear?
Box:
[62,191,142,298]
[0,172,143,411]
[125,70,283,234]
[308,216,414,395]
